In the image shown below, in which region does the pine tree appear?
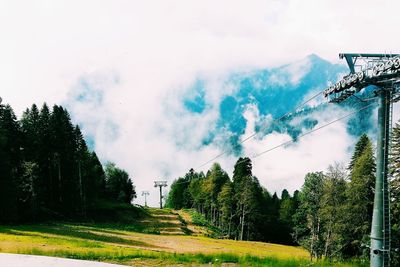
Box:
[342,134,375,258]
[19,104,42,220]
[20,104,41,162]
[281,189,290,200]
[88,152,107,200]
[237,175,256,241]
[279,191,292,224]
[167,177,189,209]
[0,103,22,222]
[389,121,400,266]
[390,173,400,266]
[390,122,400,179]
[203,163,229,224]
[188,170,206,213]
[73,125,90,215]
[49,105,79,214]
[279,190,296,244]
[218,182,234,237]
[232,157,252,239]
[348,133,369,170]
[37,103,53,213]
[232,157,252,188]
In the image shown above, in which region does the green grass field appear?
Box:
[0,208,368,266]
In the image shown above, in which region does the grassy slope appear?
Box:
[0,208,367,267]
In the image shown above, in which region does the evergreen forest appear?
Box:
[0,102,136,223]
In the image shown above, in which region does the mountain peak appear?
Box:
[306,53,324,62]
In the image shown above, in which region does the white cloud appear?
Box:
[1,0,400,205]
[267,57,311,87]
[283,57,312,86]
[241,103,356,195]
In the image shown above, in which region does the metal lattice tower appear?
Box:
[154,181,167,209]
[141,191,150,207]
[324,53,400,267]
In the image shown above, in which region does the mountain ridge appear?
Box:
[180,54,374,154]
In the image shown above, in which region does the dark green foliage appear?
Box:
[105,163,136,204]
[390,121,400,266]
[348,134,370,170]
[49,105,79,214]
[279,190,297,244]
[293,172,325,260]
[167,157,296,244]
[291,135,376,261]
[281,189,290,200]
[232,157,252,189]
[0,99,135,223]
[342,135,375,258]
[166,168,196,209]
[289,134,378,262]
[18,161,40,221]
[390,176,400,266]
[319,164,348,260]
[171,158,374,254]
[0,103,21,222]
[218,182,234,237]
[391,122,400,179]
[164,131,383,265]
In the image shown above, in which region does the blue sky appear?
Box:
[1,0,400,206]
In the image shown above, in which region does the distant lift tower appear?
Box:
[154,181,167,209]
[141,191,149,207]
[324,53,400,267]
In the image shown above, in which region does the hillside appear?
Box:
[0,208,367,267]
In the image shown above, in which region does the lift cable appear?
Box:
[195,90,324,170]
[251,102,376,159]
[172,101,376,186]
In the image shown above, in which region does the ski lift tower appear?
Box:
[154,181,167,209]
[141,191,149,207]
[324,53,400,267]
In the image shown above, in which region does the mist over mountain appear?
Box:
[64,53,378,202]
[179,54,375,155]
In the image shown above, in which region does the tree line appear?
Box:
[167,131,400,264]
[0,101,136,223]
[167,158,298,245]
